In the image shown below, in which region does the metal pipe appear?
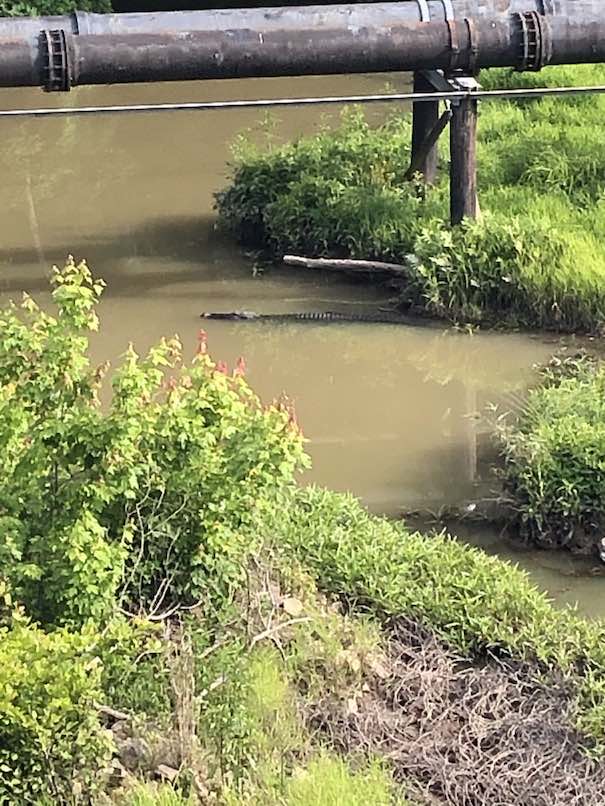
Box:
[0,18,512,90]
[0,5,604,91]
[0,0,601,41]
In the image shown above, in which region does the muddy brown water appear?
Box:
[0,75,602,617]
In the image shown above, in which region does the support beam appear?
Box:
[407,106,452,182]
[410,72,440,185]
[450,89,478,225]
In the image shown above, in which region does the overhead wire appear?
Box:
[0,83,605,118]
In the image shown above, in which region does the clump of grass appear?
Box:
[284,756,402,806]
[261,485,605,748]
[497,354,605,552]
[216,590,405,805]
[216,65,605,332]
[216,108,446,259]
[113,782,197,805]
[408,213,605,329]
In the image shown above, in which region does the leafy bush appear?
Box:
[497,358,605,549]
[216,108,445,256]
[0,620,110,804]
[0,258,307,626]
[263,485,605,746]
[97,617,171,718]
[407,214,605,329]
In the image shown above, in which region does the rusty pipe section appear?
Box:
[0,7,605,91]
[67,23,513,86]
[0,0,601,41]
[0,16,508,90]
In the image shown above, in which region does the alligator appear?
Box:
[200,310,435,326]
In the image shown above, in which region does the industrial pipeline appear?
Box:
[0,2,604,91]
[0,1,599,40]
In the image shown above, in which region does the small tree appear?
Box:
[0,257,308,626]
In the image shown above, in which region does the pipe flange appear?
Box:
[465,17,479,75]
[446,19,460,72]
[514,11,551,72]
[416,0,430,22]
[441,0,454,21]
[41,29,71,92]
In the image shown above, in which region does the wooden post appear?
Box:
[449,94,478,225]
[411,71,440,185]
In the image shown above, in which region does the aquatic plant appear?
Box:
[216,108,446,259]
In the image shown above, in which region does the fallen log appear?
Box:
[282,254,414,277]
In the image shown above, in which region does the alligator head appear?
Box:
[200,310,259,320]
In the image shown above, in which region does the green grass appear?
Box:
[223,644,406,806]
[262,485,605,748]
[115,782,197,806]
[497,356,605,549]
[284,756,404,806]
[216,65,605,331]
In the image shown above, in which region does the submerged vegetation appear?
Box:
[216,64,605,332]
[2,262,605,804]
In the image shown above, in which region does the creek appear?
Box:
[0,73,601,617]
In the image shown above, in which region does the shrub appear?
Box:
[0,620,110,804]
[215,108,446,255]
[97,617,171,718]
[497,358,605,550]
[0,258,308,627]
[407,214,605,329]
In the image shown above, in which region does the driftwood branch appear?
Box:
[283,254,414,278]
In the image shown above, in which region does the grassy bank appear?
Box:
[216,65,605,331]
[264,486,605,742]
[2,263,605,804]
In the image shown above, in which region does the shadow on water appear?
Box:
[0,216,239,295]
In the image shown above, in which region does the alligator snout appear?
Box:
[200,311,259,320]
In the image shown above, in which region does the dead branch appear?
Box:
[283,254,414,278]
[249,617,312,650]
